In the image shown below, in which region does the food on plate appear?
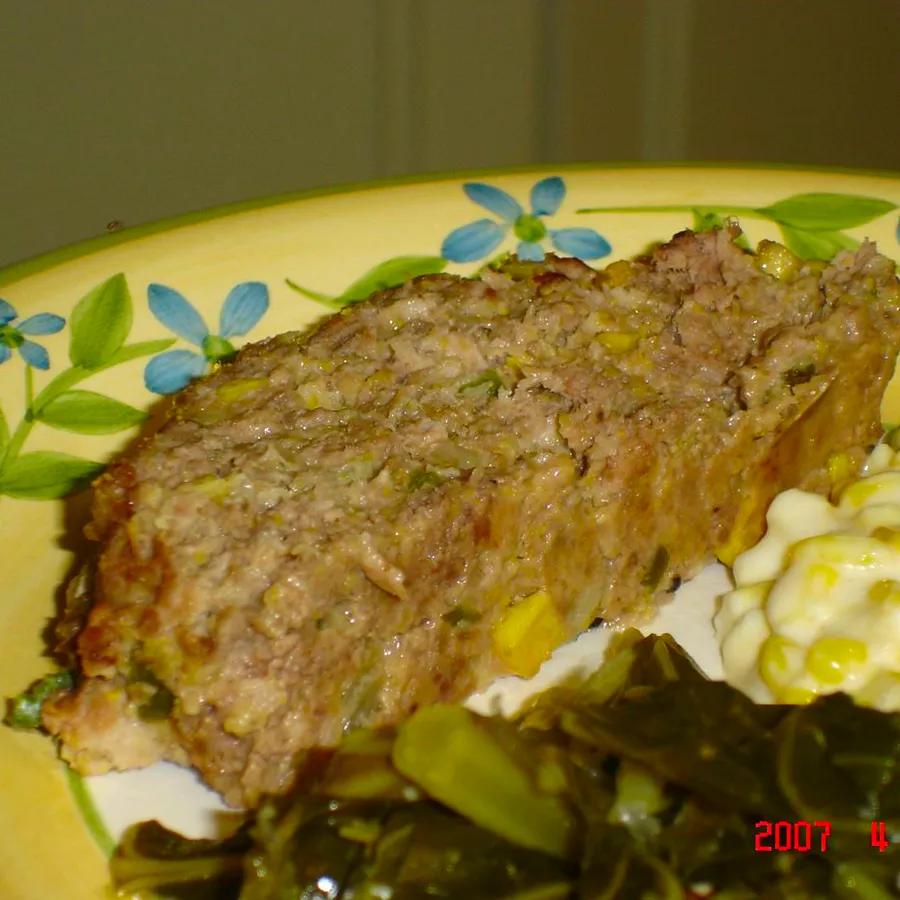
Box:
[110,633,900,898]
[37,227,900,807]
[717,436,900,709]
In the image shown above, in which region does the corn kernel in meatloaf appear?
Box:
[43,228,900,806]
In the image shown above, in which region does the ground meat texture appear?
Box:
[43,228,900,807]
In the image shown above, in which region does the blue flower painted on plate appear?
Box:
[441,177,611,264]
[145,282,269,394]
[0,299,65,370]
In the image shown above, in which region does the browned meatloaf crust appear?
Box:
[43,228,900,806]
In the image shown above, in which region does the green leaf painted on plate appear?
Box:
[691,209,752,250]
[757,194,897,231]
[288,255,448,308]
[779,226,858,261]
[37,389,147,434]
[339,255,447,302]
[691,208,724,232]
[65,769,116,858]
[106,338,176,366]
[68,273,133,369]
[284,278,341,309]
[0,450,104,499]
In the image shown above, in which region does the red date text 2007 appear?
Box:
[754,821,831,853]
[755,820,893,853]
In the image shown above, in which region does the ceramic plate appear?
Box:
[2,164,899,900]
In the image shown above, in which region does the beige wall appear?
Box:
[2,0,897,267]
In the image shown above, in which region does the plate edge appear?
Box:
[2,160,898,289]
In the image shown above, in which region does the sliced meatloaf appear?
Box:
[43,228,900,806]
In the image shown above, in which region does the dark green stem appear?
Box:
[1,367,39,469]
[1,352,151,471]
[2,364,38,461]
[3,375,48,469]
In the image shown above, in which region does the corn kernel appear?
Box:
[804,562,838,593]
[597,331,639,353]
[826,452,853,487]
[716,481,766,566]
[604,260,633,287]
[868,579,900,604]
[842,479,884,506]
[492,590,566,678]
[805,637,868,686]
[759,635,802,696]
[756,240,798,280]
[792,534,878,567]
[261,584,284,609]
[872,527,900,552]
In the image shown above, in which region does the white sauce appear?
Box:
[715,443,900,709]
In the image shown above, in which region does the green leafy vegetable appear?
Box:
[5,670,73,729]
[393,704,578,859]
[68,273,133,369]
[112,819,250,899]
[0,450,103,499]
[606,760,668,839]
[300,726,414,800]
[108,634,900,898]
[774,694,900,841]
[116,802,572,900]
[37,389,146,435]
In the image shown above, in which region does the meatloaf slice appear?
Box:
[44,228,900,806]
